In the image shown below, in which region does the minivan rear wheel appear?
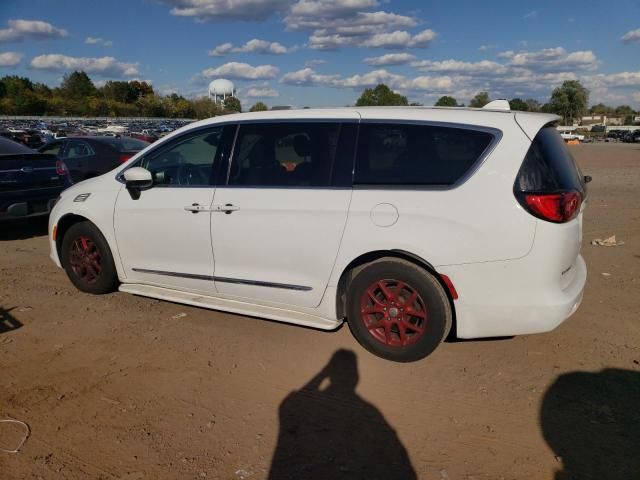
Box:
[346,259,452,362]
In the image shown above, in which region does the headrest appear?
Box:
[293,134,311,157]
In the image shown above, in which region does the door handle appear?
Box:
[184,203,209,213]
[214,203,239,214]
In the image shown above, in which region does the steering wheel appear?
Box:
[176,163,209,185]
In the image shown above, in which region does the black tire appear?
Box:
[346,258,452,362]
[60,221,119,294]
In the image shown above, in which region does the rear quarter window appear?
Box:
[515,126,586,195]
[354,123,495,186]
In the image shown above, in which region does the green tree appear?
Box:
[356,84,408,106]
[434,95,458,107]
[101,81,136,103]
[469,91,490,108]
[250,101,268,112]
[191,97,221,119]
[614,105,635,124]
[509,98,529,111]
[588,103,614,116]
[525,98,541,112]
[60,71,96,99]
[224,96,242,113]
[547,80,589,124]
[128,80,154,100]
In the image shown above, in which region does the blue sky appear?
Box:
[1,0,639,108]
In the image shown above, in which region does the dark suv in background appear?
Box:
[0,137,71,222]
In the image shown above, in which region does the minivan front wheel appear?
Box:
[61,221,119,294]
[346,259,452,362]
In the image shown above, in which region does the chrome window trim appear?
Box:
[116,117,503,192]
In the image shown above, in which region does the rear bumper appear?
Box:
[0,195,59,220]
[440,254,587,339]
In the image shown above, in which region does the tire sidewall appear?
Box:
[61,222,118,294]
[347,260,451,362]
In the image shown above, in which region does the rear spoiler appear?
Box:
[514,112,562,141]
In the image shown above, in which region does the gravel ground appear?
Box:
[1,143,639,480]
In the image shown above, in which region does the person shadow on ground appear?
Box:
[268,349,416,480]
[0,307,22,334]
[541,368,640,480]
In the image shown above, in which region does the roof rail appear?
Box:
[483,100,511,111]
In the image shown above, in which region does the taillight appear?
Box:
[119,154,133,163]
[522,191,582,223]
[55,160,68,175]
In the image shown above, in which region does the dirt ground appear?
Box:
[1,143,639,480]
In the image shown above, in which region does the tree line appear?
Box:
[0,71,256,119]
[1,71,637,124]
[356,82,638,125]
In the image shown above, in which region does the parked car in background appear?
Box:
[0,136,71,221]
[621,130,640,143]
[49,106,589,362]
[559,130,585,142]
[39,136,149,184]
[130,131,159,143]
[607,130,625,140]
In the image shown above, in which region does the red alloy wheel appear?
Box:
[359,279,428,347]
[69,235,102,284]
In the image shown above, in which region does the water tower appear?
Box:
[208,79,235,103]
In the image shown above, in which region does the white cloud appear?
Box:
[281,67,452,93]
[364,52,416,66]
[201,62,279,80]
[334,69,452,90]
[479,44,496,51]
[311,28,436,50]
[281,67,340,86]
[583,71,640,88]
[498,47,598,71]
[0,51,23,67]
[160,0,287,21]
[621,28,640,44]
[85,36,113,47]
[304,59,326,67]
[524,10,538,20]
[246,86,279,97]
[30,54,139,77]
[284,0,432,51]
[209,42,233,56]
[412,59,507,75]
[0,19,68,43]
[209,38,289,56]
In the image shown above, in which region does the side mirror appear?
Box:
[123,167,153,200]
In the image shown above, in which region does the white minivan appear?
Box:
[48,106,588,362]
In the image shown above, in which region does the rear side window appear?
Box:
[515,126,585,195]
[228,122,356,187]
[102,138,149,151]
[354,123,494,186]
[65,141,94,158]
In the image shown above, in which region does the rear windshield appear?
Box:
[0,136,33,155]
[101,137,149,152]
[516,126,585,194]
[354,123,494,186]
